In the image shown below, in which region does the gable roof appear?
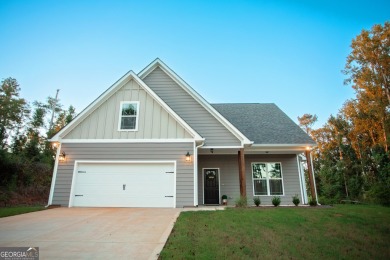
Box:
[138,58,252,146]
[211,103,316,146]
[50,70,203,142]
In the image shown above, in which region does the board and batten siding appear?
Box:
[142,67,241,146]
[63,79,193,140]
[198,154,302,205]
[52,142,194,208]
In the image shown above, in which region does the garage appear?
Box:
[69,161,175,208]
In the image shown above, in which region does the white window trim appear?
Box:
[118,101,140,131]
[251,162,285,196]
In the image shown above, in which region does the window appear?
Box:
[252,162,284,196]
[118,101,139,131]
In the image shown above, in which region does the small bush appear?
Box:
[235,196,248,207]
[253,197,261,207]
[292,194,300,206]
[309,198,317,206]
[222,195,228,200]
[272,196,281,207]
[318,196,337,205]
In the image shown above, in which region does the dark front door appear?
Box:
[204,169,219,204]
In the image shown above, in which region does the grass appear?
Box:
[159,205,390,259]
[0,206,46,218]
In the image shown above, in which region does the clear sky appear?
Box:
[1,0,389,128]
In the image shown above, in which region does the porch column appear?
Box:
[305,150,317,201]
[238,148,246,197]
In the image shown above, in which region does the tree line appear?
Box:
[0,78,76,205]
[299,22,390,206]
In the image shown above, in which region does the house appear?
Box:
[48,58,316,208]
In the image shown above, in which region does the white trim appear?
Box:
[247,144,317,153]
[251,162,285,196]
[117,101,139,131]
[68,160,177,208]
[48,143,61,205]
[193,141,204,206]
[59,138,197,143]
[201,146,243,149]
[50,70,203,142]
[202,168,221,205]
[138,58,251,146]
[252,144,316,147]
[310,153,319,204]
[296,155,306,204]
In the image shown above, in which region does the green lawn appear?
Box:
[0,206,46,218]
[160,205,390,259]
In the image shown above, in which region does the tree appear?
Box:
[0,78,29,149]
[298,113,318,134]
[344,22,390,151]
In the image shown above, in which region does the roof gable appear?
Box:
[51,71,203,142]
[138,58,252,146]
[212,103,316,146]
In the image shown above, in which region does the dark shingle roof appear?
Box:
[212,103,316,145]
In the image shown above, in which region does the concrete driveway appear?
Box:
[0,207,181,259]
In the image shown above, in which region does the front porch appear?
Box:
[196,147,314,206]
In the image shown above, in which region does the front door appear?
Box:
[204,169,219,204]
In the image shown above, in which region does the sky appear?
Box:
[0,0,389,128]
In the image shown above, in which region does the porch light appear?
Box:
[52,142,59,149]
[59,151,66,162]
[185,152,191,162]
[306,146,311,151]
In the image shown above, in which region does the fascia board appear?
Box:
[248,143,317,152]
[50,70,135,141]
[51,70,203,142]
[138,59,252,145]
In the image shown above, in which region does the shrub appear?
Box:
[292,194,300,206]
[253,197,261,207]
[235,196,247,207]
[272,196,281,207]
[309,198,317,206]
[222,195,228,200]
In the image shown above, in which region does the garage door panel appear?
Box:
[71,162,175,208]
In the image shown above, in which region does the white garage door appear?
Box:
[70,162,175,208]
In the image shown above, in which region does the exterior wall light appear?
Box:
[59,151,66,162]
[185,152,191,162]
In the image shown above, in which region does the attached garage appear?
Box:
[69,161,176,208]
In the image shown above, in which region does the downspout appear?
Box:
[297,155,307,204]
[46,142,62,207]
[193,140,205,206]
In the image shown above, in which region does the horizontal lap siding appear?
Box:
[198,155,239,205]
[198,154,302,205]
[143,67,241,146]
[245,154,302,205]
[52,142,194,208]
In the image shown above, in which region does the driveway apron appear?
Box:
[0,207,181,259]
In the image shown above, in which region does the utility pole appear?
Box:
[49,89,60,131]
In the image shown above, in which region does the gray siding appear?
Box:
[198,154,302,205]
[52,142,194,208]
[64,79,192,140]
[143,67,241,146]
